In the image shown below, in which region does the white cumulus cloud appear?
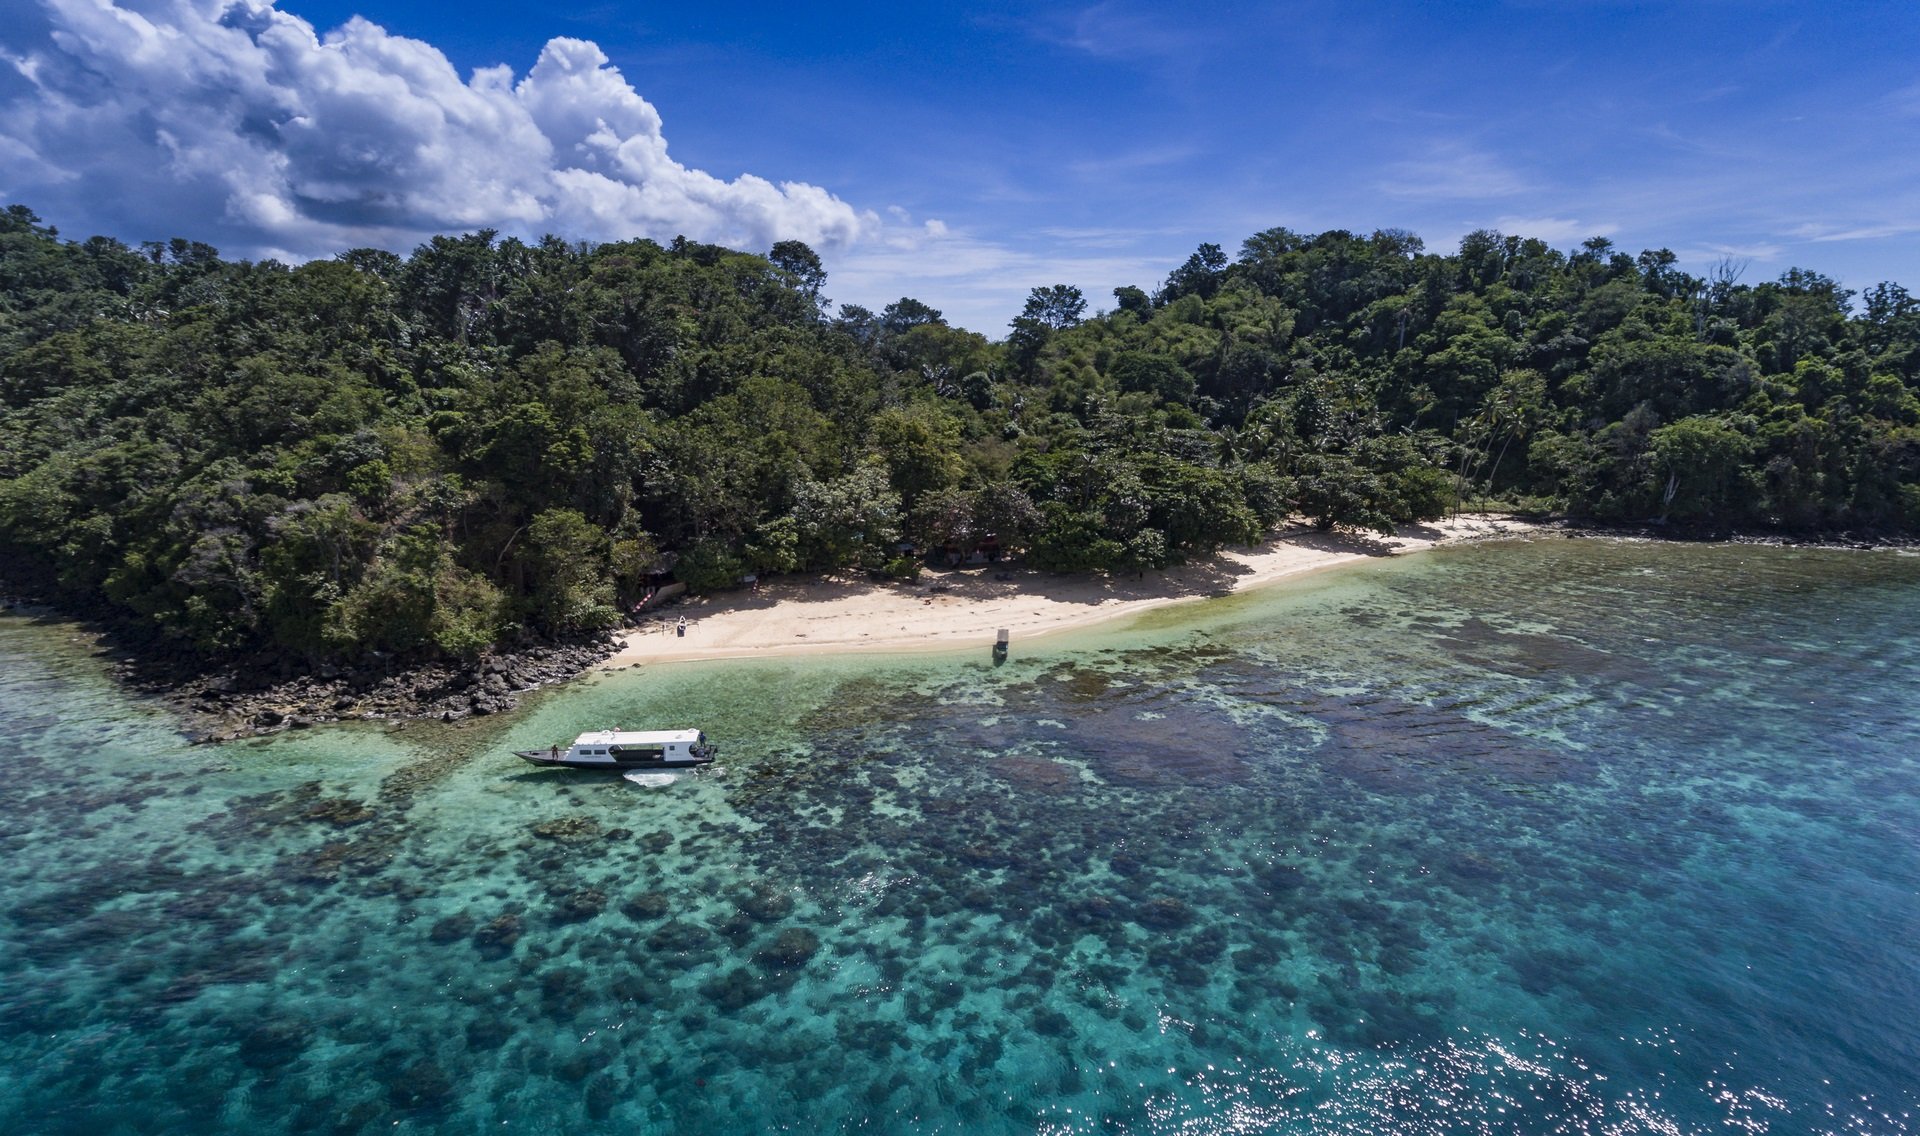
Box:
[0,0,871,257]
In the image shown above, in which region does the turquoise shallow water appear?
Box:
[1,538,1917,1134]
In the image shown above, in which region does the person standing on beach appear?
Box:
[676,616,687,638]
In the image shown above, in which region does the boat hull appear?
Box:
[515,750,715,771]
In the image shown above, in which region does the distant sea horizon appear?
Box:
[2,536,1914,1135]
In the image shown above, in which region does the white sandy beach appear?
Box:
[602,515,1541,668]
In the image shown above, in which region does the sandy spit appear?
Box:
[602,515,1542,669]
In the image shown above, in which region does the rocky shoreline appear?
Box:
[0,587,632,742]
[1530,516,1919,551]
[122,632,629,744]
[7,517,1914,744]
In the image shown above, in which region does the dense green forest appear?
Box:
[4,203,1918,665]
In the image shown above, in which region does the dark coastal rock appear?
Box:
[107,626,624,740]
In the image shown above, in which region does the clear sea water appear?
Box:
[1,537,1916,1135]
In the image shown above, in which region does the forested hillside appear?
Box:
[4,203,1917,665]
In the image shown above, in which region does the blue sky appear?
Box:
[3,0,1917,333]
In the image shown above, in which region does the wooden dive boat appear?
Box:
[517,729,716,770]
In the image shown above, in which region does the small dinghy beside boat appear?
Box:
[517,729,716,770]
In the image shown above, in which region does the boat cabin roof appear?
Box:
[572,729,702,746]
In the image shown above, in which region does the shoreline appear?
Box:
[601,515,1545,670]
[10,513,1909,741]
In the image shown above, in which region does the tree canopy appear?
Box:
[4,203,1916,666]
